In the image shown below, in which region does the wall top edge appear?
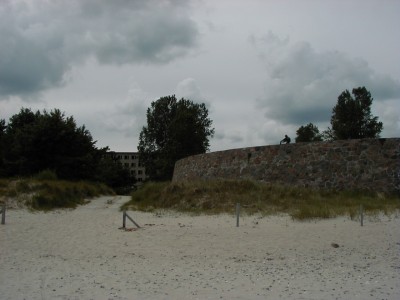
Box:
[178,137,400,161]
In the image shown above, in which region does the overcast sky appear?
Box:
[1,0,399,152]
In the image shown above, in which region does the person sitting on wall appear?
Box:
[280,135,291,144]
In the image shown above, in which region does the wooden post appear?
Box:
[123,210,141,229]
[236,203,240,227]
[360,204,364,227]
[125,212,141,228]
[123,210,126,228]
[1,203,5,225]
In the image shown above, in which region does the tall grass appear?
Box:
[0,176,114,210]
[121,180,400,220]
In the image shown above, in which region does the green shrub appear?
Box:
[34,169,58,181]
[0,179,8,188]
[31,189,85,210]
[15,180,33,193]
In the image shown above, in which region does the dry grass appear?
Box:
[121,180,400,220]
[0,177,114,210]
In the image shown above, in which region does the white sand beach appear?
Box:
[1,195,399,300]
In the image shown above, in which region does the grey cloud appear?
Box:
[100,84,149,135]
[0,0,199,98]
[214,130,244,145]
[252,33,400,125]
[0,5,68,96]
[176,78,204,102]
[374,99,400,138]
[78,83,151,150]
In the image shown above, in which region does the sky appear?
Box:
[1,0,399,152]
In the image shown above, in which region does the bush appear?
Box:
[31,188,85,210]
[35,169,58,180]
[30,180,115,210]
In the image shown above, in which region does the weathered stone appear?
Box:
[172,138,400,194]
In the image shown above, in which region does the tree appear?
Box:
[2,108,39,176]
[138,95,214,181]
[0,108,138,193]
[327,87,383,140]
[0,119,6,176]
[295,123,323,143]
[94,152,136,194]
[1,108,101,179]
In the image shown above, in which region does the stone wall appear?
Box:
[172,138,400,193]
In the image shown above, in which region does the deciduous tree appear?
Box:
[327,87,383,140]
[138,95,214,180]
[295,123,323,143]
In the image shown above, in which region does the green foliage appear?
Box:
[1,108,101,179]
[138,95,214,181]
[0,119,6,175]
[15,180,34,193]
[121,180,400,220]
[34,169,58,180]
[295,123,323,143]
[94,154,136,194]
[327,87,383,140]
[0,108,135,192]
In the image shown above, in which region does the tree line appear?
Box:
[138,87,383,181]
[295,87,383,142]
[0,86,383,185]
[0,108,134,191]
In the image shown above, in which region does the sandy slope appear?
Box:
[1,195,399,300]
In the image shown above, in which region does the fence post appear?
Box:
[360,204,364,227]
[236,203,240,227]
[122,210,141,229]
[123,210,126,228]
[1,202,5,225]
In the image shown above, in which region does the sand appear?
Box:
[1,195,399,300]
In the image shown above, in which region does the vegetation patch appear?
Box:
[121,180,400,220]
[0,177,114,210]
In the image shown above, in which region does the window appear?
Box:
[138,170,143,175]
[131,163,136,167]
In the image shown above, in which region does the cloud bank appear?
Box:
[252,32,400,126]
[0,0,199,98]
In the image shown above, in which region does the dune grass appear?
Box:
[121,179,400,220]
[0,175,114,210]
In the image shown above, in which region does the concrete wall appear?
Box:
[173,138,400,193]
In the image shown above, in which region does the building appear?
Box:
[109,152,147,184]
